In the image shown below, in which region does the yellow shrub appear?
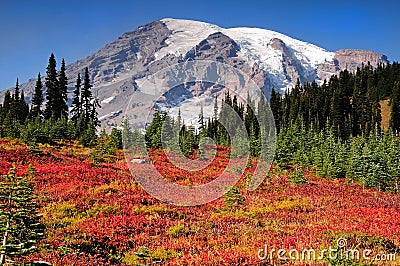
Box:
[274,197,311,211]
[85,203,120,218]
[166,222,187,238]
[123,247,180,265]
[132,205,169,215]
[43,201,121,228]
[42,201,85,228]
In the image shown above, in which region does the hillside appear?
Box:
[0,139,399,265]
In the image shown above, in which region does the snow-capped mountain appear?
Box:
[0,18,389,129]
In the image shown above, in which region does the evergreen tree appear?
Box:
[13,78,20,102]
[110,128,123,150]
[30,73,44,119]
[224,186,244,209]
[18,91,29,122]
[8,79,28,123]
[270,88,282,133]
[70,73,82,125]
[47,116,69,141]
[79,119,97,147]
[1,91,11,120]
[90,97,101,127]
[145,109,163,148]
[57,58,69,119]
[176,108,182,133]
[213,95,218,121]
[82,67,93,125]
[0,166,45,264]
[198,104,205,135]
[8,79,19,121]
[2,113,20,139]
[182,125,195,157]
[44,53,58,119]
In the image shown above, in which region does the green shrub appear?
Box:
[289,168,308,185]
[224,186,245,209]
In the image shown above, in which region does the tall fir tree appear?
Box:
[70,73,82,125]
[270,88,282,133]
[198,104,205,135]
[90,97,100,126]
[57,58,69,119]
[44,53,58,119]
[0,91,11,122]
[18,91,29,122]
[13,78,19,102]
[81,67,93,125]
[30,73,44,119]
[213,95,218,121]
[9,79,25,122]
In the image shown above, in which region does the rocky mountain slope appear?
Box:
[0,18,389,129]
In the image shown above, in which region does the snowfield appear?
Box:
[159,18,334,90]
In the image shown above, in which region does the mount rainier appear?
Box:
[1,18,389,129]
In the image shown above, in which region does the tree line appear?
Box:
[143,91,269,158]
[270,62,400,139]
[273,62,400,192]
[0,53,99,147]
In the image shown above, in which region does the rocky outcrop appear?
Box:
[268,38,313,85]
[317,49,389,81]
[316,59,340,82]
[185,32,240,60]
[333,49,388,72]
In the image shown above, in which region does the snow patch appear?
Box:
[99,109,122,121]
[101,96,115,104]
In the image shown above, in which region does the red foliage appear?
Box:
[1,140,399,265]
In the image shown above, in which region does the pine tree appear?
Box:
[1,91,11,118]
[70,73,82,125]
[18,91,29,122]
[44,53,58,119]
[213,95,218,121]
[110,128,123,150]
[145,109,163,148]
[198,104,205,135]
[182,125,195,157]
[30,73,44,119]
[81,67,93,125]
[2,112,20,139]
[0,166,45,264]
[161,114,174,149]
[90,97,100,127]
[8,80,18,121]
[13,78,19,102]
[79,119,97,147]
[224,186,244,209]
[57,58,69,119]
[270,88,282,133]
[9,79,28,123]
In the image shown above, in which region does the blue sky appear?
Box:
[1,0,399,90]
